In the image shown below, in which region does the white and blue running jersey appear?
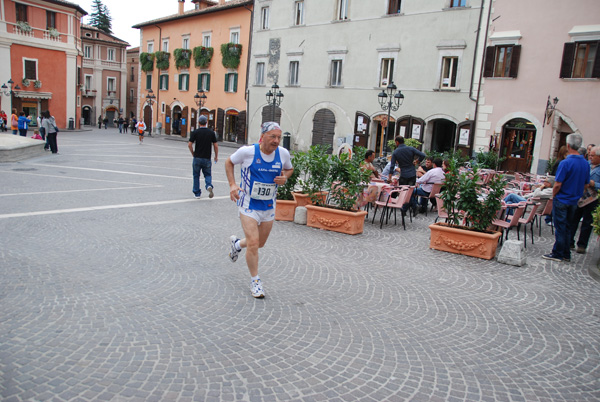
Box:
[232,144,291,211]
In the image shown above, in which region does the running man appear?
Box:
[225,122,294,298]
[135,119,147,144]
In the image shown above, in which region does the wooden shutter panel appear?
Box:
[216,108,224,141]
[197,74,202,91]
[233,73,238,92]
[165,105,171,135]
[146,74,152,89]
[178,75,183,90]
[224,74,229,92]
[483,46,495,77]
[236,111,247,144]
[592,41,600,78]
[509,45,521,78]
[559,42,576,78]
[206,73,210,91]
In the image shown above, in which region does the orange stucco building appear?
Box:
[133,0,253,143]
[0,0,86,129]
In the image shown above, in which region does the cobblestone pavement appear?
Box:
[1,129,599,402]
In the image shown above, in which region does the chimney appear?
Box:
[178,0,185,15]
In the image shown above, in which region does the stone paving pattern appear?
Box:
[1,129,599,401]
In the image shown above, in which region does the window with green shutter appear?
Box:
[146,74,152,90]
[225,73,238,93]
[160,74,169,90]
[179,73,189,91]
[198,73,210,91]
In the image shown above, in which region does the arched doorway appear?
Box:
[311,109,336,152]
[499,118,537,173]
[430,119,457,153]
[105,106,118,127]
[82,106,92,126]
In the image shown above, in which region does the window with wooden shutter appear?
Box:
[160,74,168,90]
[483,45,521,78]
[24,60,37,80]
[198,73,210,91]
[16,3,27,22]
[560,41,600,78]
[387,0,401,15]
[46,11,56,29]
[179,74,189,91]
[146,74,152,90]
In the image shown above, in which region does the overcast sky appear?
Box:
[78,0,197,48]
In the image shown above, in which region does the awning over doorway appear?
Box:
[14,91,53,99]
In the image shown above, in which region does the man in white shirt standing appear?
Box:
[411,158,445,215]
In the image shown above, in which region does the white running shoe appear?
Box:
[228,235,240,262]
[251,279,265,298]
[208,186,214,199]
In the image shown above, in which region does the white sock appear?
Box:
[235,240,242,251]
[251,275,260,282]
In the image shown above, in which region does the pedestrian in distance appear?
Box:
[135,119,146,144]
[17,111,31,137]
[0,110,7,132]
[130,118,137,134]
[98,116,102,129]
[118,116,124,133]
[225,122,294,298]
[542,133,591,263]
[188,115,218,199]
[10,108,18,134]
[103,117,108,129]
[41,110,59,154]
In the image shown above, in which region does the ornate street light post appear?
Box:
[265,83,283,122]
[1,79,21,113]
[543,95,559,127]
[143,89,156,135]
[377,81,404,155]
[194,90,207,108]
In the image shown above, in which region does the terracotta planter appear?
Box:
[275,199,297,221]
[305,205,368,235]
[292,191,328,207]
[429,222,502,260]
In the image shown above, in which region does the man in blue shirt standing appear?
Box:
[388,136,426,186]
[543,133,591,262]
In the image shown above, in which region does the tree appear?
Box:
[88,0,112,34]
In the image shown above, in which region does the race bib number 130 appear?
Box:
[250,182,276,200]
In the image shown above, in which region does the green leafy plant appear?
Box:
[276,151,303,201]
[154,51,170,70]
[327,147,372,211]
[593,203,600,237]
[387,139,396,152]
[193,46,214,69]
[173,48,191,69]
[17,21,32,33]
[140,52,154,72]
[440,159,506,232]
[220,43,242,69]
[298,145,330,205]
[545,156,557,175]
[22,78,30,87]
[474,148,505,170]
[405,138,422,149]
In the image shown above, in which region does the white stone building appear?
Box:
[246,0,489,156]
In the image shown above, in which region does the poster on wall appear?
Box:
[399,126,406,138]
[459,128,470,146]
[412,124,421,140]
[356,116,367,133]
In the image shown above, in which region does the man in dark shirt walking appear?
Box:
[388,136,426,186]
[188,115,218,199]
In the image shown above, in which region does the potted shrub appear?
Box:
[293,145,329,206]
[22,78,30,87]
[275,152,301,221]
[33,80,42,89]
[305,147,370,235]
[429,159,505,259]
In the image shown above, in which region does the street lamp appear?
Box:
[543,95,559,127]
[377,81,404,155]
[1,78,21,96]
[265,83,283,122]
[145,89,156,106]
[194,90,207,108]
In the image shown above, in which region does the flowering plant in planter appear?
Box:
[173,48,191,69]
[193,46,214,69]
[17,21,32,33]
[22,78,30,87]
[140,52,154,72]
[33,80,42,89]
[220,43,242,69]
[154,51,170,70]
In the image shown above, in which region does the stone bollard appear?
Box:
[497,239,527,266]
[294,206,307,225]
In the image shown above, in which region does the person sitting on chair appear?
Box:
[410,158,445,215]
